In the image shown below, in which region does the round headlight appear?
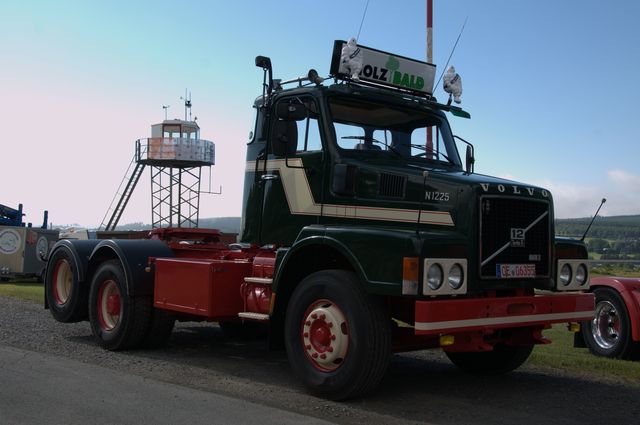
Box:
[576,264,588,286]
[448,263,464,290]
[427,264,443,290]
[559,264,572,286]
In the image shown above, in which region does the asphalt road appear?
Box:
[1,295,639,425]
[0,345,332,425]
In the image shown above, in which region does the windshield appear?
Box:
[328,96,462,168]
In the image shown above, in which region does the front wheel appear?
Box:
[284,270,391,400]
[445,344,534,374]
[582,287,640,359]
[88,260,151,350]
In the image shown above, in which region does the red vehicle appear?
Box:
[579,276,640,359]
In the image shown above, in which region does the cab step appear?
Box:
[238,312,270,321]
[243,277,273,285]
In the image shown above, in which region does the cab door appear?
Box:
[258,96,326,246]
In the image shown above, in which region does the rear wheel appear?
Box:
[284,270,391,400]
[582,287,640,359]
[45,247,88,323]
[445,344,534,374]
[88,260,151,350]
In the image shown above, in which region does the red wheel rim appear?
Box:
[97,279,121,331]
[301,299,349,371]
[52,259,72,306]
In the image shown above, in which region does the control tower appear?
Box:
[100,103,215,230]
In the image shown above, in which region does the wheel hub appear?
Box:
[53,259,72,306]
[98,280,121,331]
[592,300,620,350]
[302,300,349,371]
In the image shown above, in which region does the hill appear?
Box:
[555,215,640,239]
[110,215,638,240]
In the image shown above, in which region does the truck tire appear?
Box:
[582,287,640,360]
[142,308,176,348]
[45,247,88,323]
[88,260,151,351]
[445,344,534,374]
[284,270,391,400]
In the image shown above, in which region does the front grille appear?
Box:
[378,173,406,198]
[480,197,550,279]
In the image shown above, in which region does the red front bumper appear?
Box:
[415,292,595,335]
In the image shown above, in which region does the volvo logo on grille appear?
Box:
[510,228,525,247]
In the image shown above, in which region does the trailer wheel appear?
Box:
[45,247,88,323]
[445,344,534,374]
[582,287,640,360]
[285,270,391,400]
[88,260,151,350]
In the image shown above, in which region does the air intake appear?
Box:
[378,173,406,198]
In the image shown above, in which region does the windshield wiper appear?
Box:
[397,143,453,163]
[341,136,401,156]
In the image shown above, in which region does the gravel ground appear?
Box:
[1,295,640,424]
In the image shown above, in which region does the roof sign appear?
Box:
[330,40,436,96]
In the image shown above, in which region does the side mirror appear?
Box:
[465,145,475,174]
[454,135,475,175]
[271,120,298,157]
[275,102,307,121]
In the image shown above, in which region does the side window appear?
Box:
[411,126,445,159]
[297,116,323,152]
[272,97,324,154]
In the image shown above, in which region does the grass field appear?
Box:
[530,325,640,386]
[2,278,640,385]
[0,280,44,304]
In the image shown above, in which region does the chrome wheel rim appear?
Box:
[592,300,620,350]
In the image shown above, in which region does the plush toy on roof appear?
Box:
[443,66,463,104]
[340,37,363,80]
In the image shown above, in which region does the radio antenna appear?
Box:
[356,0,371,40]
[180,89,192,121]
[581,198,607,241]
[434,16,468,91]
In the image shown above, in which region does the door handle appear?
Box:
[260,174,279,181]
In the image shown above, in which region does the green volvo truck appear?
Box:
[45,41,595,400]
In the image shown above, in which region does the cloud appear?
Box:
[499,171,640,218]
[607,169,640,191]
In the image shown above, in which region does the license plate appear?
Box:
[496,264,536,279]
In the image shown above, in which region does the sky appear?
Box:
[1,0,639,227]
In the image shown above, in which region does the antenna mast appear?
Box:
[181,89,192,121]
[426,0,434,158]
